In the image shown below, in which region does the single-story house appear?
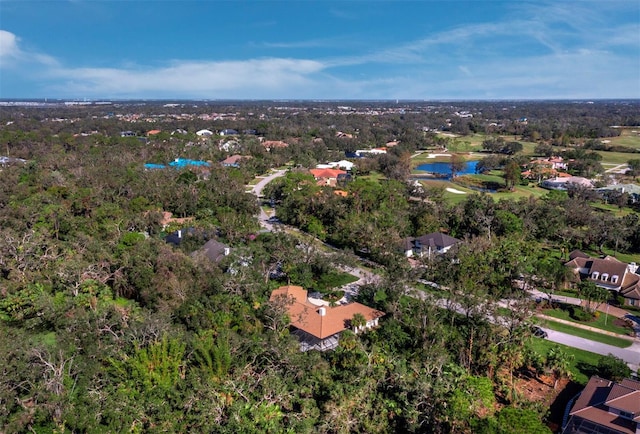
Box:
[562,376,640,434]
[309,168,348,187]
[219,129,239,136]
[270,285,384,352]
[165,227,196,246]
[316,160,355,171]
[402,232,461,259]
[541,176,594,190]
[355,148,387,157]
[198,239,231,263]
[565,250,640,306]
[261,140,289,151]
[219,139,240,152]
[221,155,250,168]
[598,184,640,204]
[196,129,214,137]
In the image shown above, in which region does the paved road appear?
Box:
[249,169,286,231]
[527,288,640,339]
[542,327,640,373]
[412,287,640,372]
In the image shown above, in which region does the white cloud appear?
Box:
[0,30,21,62]
[47,58,327,98]
[0,30,57,68]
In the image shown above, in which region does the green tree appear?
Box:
[503,159,521,190]
[546,345,574,389]
[596,354,632,381]
[449,154,467,179]
[578,280,609,313]
[627,159,640,177]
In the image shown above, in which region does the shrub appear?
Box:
[569,305,594,322]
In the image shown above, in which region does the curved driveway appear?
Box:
[250,169,287,231]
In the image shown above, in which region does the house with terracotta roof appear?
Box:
[221,155,250,168]
[309,168,348,187]
[261,140,289,151]
[269,285,384,351]
[565,251,640,306]
[402,232,462,259]
[562,376,640,434]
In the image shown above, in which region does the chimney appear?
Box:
[318,307,326,316]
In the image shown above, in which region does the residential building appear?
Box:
[261,140,289,151]
[562,376,640,434]
[316,160,355,171]
[542,176,594,190]
[219,129,239,136]
[270,285,384,352]
[309,168,348,187]
[221,155,249,168]
[598,184,640,204]
[402,232,461,259]
[565,251,640,306]
[198,239,231,263]
[196,129,213,137]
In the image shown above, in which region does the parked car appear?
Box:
[531,326,548,338]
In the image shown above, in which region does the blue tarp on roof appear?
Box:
[168,158,211,168]
[144,163,167,169]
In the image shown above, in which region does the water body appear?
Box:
[415,160,479,178]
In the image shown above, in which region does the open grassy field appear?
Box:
[607,128,640,149]
[595,151,638,165]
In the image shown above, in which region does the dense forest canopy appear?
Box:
[0,100,638,433]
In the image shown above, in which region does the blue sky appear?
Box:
[1,1,638,100]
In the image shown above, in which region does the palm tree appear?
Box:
[546,346,574,389]
[351,313,367,334]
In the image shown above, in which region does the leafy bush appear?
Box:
[597,354,632,382]
[569,305,594,322]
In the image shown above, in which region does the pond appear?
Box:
[415,160,479,178]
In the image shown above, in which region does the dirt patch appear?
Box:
[513,373,568,405]
[513,373,579,432]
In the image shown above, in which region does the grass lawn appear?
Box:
[579,246,640,266]
[529,339,601,385]
[313,271,359,291]
[537,318,633,348]
[590,202,637,218]
[595,150,640,165]
[607,129,640,149]
[540,307,633,336]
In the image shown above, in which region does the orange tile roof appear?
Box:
[147,129,162,135]
[262,140,289,149]
[270,285,384,339]
[309,168,347,179]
